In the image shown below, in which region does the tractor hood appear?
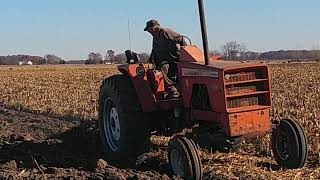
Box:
[179,45,267,71]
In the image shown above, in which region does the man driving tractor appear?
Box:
[144,19,186,99]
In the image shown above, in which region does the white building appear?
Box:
[18,60,33,65]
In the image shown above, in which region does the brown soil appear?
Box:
[1,64,320,179]
[0,104,176,180]
[1,104,319,180]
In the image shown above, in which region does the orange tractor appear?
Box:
[98,0,307,179]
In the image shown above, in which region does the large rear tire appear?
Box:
[98,75,149,162]
[168,136,202,180]
[271,118,307,169]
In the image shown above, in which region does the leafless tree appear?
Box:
[221,41,246,60]
[106,50,115,64]
[44,54,64,64]
[114,53,126,64]
[138,53,149,63]
[239,43,247,60]
[245,51,260,60]
[86,52,103,64]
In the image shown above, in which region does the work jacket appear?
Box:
[149,27,186,68]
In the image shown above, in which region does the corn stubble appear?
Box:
[0,63,319,179]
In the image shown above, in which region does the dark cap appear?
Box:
[144,19,160,31]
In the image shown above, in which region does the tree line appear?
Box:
[86,42,320,64]
[215,41,320,61]
[1,41,320,65]
[84,50,149,64]
[0,54,65,65]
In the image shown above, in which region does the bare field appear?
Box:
[0,63,320,179]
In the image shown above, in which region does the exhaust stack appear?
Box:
[197,0,210,65]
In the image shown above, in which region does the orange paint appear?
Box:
[228,109,272,136]
[211,55,221,61]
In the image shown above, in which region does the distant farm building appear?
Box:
[18,60,33,65]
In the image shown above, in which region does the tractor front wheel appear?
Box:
[168,136,202,180]
[271,118,307,169]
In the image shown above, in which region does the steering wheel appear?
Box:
[179,35,192,46]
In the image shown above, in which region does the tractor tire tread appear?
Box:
[98,74,149,162]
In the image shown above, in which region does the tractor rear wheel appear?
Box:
[271,118,307,169]
[168,136,202,180]
[98,75,149,162]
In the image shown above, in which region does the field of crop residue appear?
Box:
[0,63,320,179]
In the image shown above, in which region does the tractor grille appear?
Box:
[224,68,270,109]
[227,97,259,108]
[226,85,256,95]
[225,72,256,83]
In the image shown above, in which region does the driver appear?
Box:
[144,19,186,99]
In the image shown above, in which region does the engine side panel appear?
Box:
[178,62,226,112]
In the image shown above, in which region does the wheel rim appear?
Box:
[275,129,290,160]
[110,107,121,141]
[103,98,121,152]
[170,149,185,177]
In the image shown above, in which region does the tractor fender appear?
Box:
[117,64,156,112]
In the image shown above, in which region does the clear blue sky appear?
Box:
[0,0,319,60]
